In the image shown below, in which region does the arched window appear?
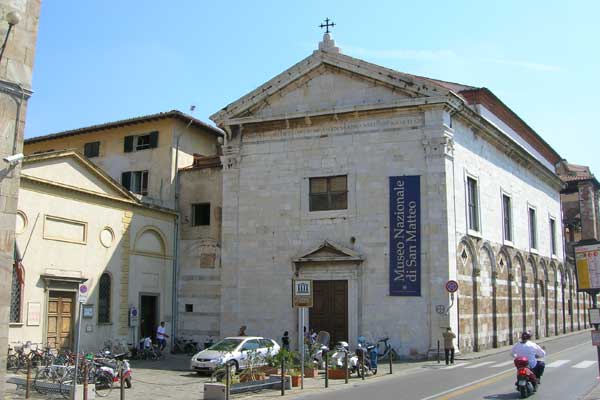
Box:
[10,263,23,323]
[98,273,111,323]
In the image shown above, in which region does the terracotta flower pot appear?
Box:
[291,375,301,387]
[304,367,319,378]
[327,368,348,379]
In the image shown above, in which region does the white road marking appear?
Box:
[464,361,495,368]
[491,360,515,368]
[546,359,570,368]
[573,360,597,369]
[443,362,469,369]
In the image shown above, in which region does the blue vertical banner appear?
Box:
[389,176,421,296]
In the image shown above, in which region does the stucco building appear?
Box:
[22,110,224,346]
[209,33,588,357]
[9,151,176,350]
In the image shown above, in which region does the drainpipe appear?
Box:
[171,134,181,347]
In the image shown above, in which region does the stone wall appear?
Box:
[178,165,222,343]
[0,0,40,394]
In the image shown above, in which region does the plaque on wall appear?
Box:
[27,302,41,326]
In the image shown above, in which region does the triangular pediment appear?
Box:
[21,151,137,201]
[211,51,452,126]
[293,240,364,263]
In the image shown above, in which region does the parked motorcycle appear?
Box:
[96,352,133,388]
[514,356,537,398]
[355,341,378,376]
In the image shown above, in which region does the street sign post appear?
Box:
[78,284,88,303]
[592,331,600,347]
[292,279,313,390]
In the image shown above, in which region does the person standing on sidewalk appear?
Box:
[156,321,169,351]
[442,327,456,365]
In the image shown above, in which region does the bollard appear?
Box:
[344,351,349,384]
[83,363,88,400]
[280,357,285,396]
[120,362,125,400]
[225,363,230,400]
[25,360,31,399]
[361,353,365,381]
[437,340,440,364]
[324,352,329,388]
[389,352,393,374]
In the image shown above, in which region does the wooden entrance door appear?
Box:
[309,280,348,344]
[47,291,75,349]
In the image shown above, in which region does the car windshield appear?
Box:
[208,339,243,352]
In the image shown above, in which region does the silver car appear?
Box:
[190,336,280,374]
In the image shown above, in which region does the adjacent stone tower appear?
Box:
[0,0,40,395]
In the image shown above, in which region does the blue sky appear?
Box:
[26,0,599,174]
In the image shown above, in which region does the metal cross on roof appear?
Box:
[319,18,335,34]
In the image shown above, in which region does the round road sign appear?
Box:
[445,280,459,293]
[79,284,88,294]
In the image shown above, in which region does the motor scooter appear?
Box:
[355,342,378,376]
[330,342,359,372]
[514,356,537,398]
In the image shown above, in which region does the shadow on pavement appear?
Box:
[483,392,521,399]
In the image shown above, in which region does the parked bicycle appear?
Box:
[172,336,198,355]
[375,337,398,361]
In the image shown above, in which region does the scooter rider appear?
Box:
[511,331,546,382]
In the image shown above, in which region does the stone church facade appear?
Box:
[210,34,589,357]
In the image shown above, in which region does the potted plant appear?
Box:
[288,369,302,387]
[327,365,348,380]
[303,360,319,378]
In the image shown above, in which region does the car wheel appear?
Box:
[228,360,239,375]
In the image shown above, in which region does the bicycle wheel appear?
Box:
[6,354,19,372]
[59,370,75,400]
[44,354,56,367]
[93,371,114,397]
[30,353,44,368]
[34,367,56,395]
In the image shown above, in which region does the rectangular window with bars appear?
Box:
[309,175,347,212]
[10,265,21,323]
[467,177,480,232]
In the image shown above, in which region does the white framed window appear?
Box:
[466,175,480,234]
[502,192,513,244]
[528,205,537,250]
[549,216,557,257]
[121,170,149,195]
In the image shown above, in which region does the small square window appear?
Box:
[309,175,347,212]
[192,203,211,226]
[185,304,193,312]
[84,141,100,158]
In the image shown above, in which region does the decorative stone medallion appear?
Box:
[100,227,115,248]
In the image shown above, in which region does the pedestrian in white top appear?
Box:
[156,321,169,351]
[511,331,546,381]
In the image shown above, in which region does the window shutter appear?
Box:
[149,131,159,148]
[124,135,134,152]
[121,172,132,190]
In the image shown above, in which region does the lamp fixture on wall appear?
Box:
[0,11,20,63]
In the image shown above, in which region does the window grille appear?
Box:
[10,265,21,323]
[98,273,111,323]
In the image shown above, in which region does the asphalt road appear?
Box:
[295,331,598,400]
